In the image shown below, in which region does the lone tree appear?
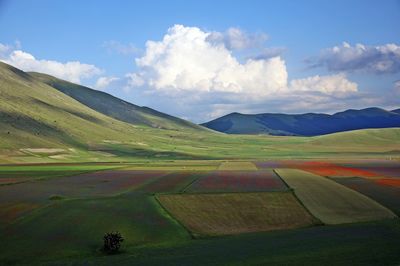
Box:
[103,231,124,254]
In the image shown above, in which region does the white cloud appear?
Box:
[130,25,357,97]
[206,27,268,50]
[133,24,287,96]
[94,76,119,90]
[310,42,400,74]
[121,25,362,121]
[290,73,358,95]
[0,44,102,84]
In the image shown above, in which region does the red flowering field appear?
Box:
[336,161,400,178]
[185,170,288,193]
[295,161,380,179]
[332,177,400,215]
[375,178,400,188]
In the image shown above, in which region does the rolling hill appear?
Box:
[1,61,399,163]
[202,108,400,136]
[29,72,204,131]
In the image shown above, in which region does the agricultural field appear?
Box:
[333,177,400,215]
[335,160,400,178]
[296,161,381,179]
[218,161,258,171]
[0,192,190,264]
[0,160,399,265]
[157,192,317,236]
[0,169,168,227]
[140,171,208,194]
[0,164,122,185]
[185,170,288,193]
[275,169,397,224]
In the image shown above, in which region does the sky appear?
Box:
[0,0,399,122]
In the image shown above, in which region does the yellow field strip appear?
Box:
[275,169,397,224]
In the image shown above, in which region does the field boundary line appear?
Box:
[154,195,196,239]
[181,172,211,193]
[273,169,323,225]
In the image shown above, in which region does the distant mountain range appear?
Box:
[202,108,400,136]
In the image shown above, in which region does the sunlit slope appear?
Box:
[0,62,145,149]
[29,72,206,131]
[310,128,400,147]
[1,61,399,162]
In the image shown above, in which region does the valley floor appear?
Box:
[0,159,399,265]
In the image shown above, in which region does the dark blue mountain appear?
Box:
[201,107,400,136]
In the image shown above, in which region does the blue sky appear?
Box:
[1,0,399,122]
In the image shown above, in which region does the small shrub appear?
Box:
[48,194,65,200]
[103,231,124,254]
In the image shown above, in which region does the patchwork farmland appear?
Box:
[1,160,400,265]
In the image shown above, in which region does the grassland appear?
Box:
[1,62,400,164]
[54,219,400,266]
[0,192,190,264]
[158,192,317,236]
[275,169,397,224]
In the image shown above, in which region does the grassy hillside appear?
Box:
[30,72,205,131]
[1,62,400,163]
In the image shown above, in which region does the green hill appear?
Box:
[0,61,399,163]
[0,62,143,149]
[29,72,205,131]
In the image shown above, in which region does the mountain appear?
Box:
[391,108,400,114]
[202,108,400,136]
[29,72,204,131]
[0,61,215,160]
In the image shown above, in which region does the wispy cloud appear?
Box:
[308,42,400,74]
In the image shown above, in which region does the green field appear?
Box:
[275,169,397,224]
[158,192,317,236]
[0,192,190,264]
[218,161,258,170]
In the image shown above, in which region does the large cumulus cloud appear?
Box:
[129,25,356,99]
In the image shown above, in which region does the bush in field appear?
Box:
[103,231,124,254]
